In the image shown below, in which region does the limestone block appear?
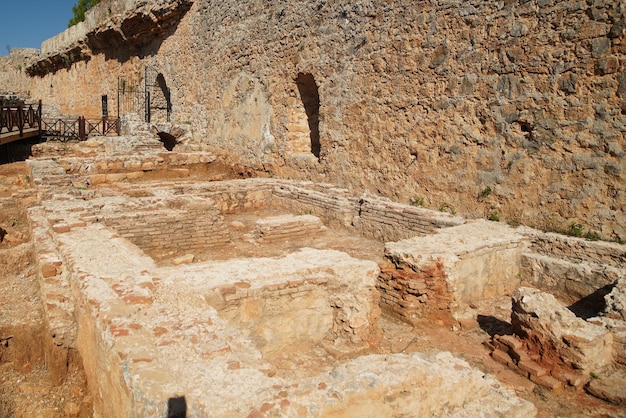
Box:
[585,368,626,405]
[512,287,614,374]
[52,223,70,233]
[604,277,626,320]
[172,254,194,265]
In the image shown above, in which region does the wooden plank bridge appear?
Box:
[1,100,120,146]
[0,101,42,146]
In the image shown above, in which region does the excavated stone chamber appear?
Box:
[25,148,537,417]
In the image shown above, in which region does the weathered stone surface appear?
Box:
[2,0,624,241]
[172,254,194,265]
[604,277,626,320]
[254,214,327,242]
[586,368,626,405]
[381,220,528,323]
[55,217,536,417]
[511,287,614,376]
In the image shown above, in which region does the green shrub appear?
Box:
[488,212,500,222]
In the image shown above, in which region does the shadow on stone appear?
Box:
[567,283,615,319]
[478,315,512,337]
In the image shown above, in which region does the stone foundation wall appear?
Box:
[271,182,463,240]
[380,221,528,324]
[528,232,626,267]
[4,0,624,240]
[378,259,453,325]
[488,287,621,394]
[206,278,335,355]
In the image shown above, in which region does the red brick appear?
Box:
[509,346,530,363]
[518,360,547,377]
[132,358,153,363]
[110,326,129,337]
[220,286,237,295]
[41,263,58,278]
[491,349,514,367]
[551,369,588,388]
[153,326,168,337]
[530,374,562,391]
[498,335,522,350]
[123,295,153,305]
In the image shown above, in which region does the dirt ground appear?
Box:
[0,162,91,418]
[0,160,624,417]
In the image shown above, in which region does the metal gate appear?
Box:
[117,67,171,123]
[117,76,150,123]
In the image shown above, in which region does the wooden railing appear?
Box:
[1,98,120,142]
[0,100,42,136]
[41,117,121,142]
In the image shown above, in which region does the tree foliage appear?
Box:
[68,0,102,27]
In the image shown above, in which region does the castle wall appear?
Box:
[3,0,625,239]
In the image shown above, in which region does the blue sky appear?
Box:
[0,0,78,54]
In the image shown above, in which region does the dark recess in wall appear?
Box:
[296,73,321,159]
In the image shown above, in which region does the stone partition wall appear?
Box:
[521,231,626,306]
[380,220,528,325]
[2,0,623,240]
[103,208,229,259]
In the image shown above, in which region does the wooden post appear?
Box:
[17,105,23,136]
[37,100,42,138]
[79,117,86,141]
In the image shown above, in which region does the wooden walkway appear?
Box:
[0,101,42,145]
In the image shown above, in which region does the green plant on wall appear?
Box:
[411,196,424,207]
[68,0,102,27]
[478,186,492,200]
[488,212,500,222]
[567,222,585,238]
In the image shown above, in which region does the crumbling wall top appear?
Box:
[29,0,194,76]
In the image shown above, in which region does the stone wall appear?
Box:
[3,0,625,239]
[0,49,39,98]
[7,0,624,240]
[521,231,626,305]
[380,220,528,324]
[103,208,229,258]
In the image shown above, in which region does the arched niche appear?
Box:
[287,73,321,160]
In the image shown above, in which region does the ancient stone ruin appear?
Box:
[0,0,625,417]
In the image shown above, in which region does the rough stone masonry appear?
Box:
[1,0,624,240]
[0,0,625,416]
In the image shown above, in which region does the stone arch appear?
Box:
[288,73,321,159]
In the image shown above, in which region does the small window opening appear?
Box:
[295,73,321,158]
